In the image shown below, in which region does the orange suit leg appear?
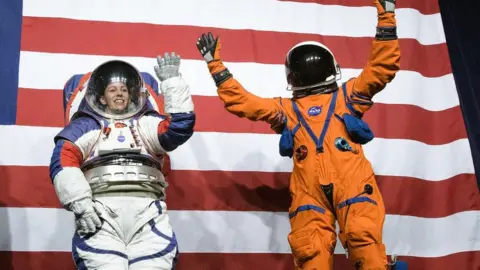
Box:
[336,175,388,270]
[287,190,337,270]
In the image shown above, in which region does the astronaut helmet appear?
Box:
[284,41,342,92]
[85,60,148,120]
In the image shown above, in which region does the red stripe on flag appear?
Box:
[363,103,467,145]
[0,251,478,270]
[16,88,467,145]
[1,166,478,218]
[20,17,450,77]
[278,0,440,15]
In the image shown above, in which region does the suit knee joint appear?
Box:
[287,227,335,263]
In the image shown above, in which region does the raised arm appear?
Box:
[196,32,285,125]
[150,52,195,152]
[349,0,400,114]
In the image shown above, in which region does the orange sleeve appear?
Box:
[207,61,286,125]
[349,12,401,114]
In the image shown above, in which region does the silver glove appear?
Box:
[154,52,181,81]
[70,197,102,234]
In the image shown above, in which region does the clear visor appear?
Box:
[85,74,148,120]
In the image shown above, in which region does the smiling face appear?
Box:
[99,82,130,114]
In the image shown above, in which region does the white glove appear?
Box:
[154,52,180,81]
[153,52,194,114]
[70,197,102,234]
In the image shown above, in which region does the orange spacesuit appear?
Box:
[196,0,400,269]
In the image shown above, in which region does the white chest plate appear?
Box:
[97,120,144,156]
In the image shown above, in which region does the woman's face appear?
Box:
[100,82,130,113]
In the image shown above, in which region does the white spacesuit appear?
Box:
[49,53,194,269]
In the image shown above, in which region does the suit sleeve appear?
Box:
[49,116,100,209]
[160,74,196,151]
[206,61,286,125]
[348,12,400,115]
[139,112,195,153]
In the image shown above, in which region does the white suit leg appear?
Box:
[72,197,179,269]
[72,218,129,270]
[127,201,179,270]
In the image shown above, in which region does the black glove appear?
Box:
[374,0,397,40]
[196,32,232,86]
[196,32,221,63]
[374,0,395,14]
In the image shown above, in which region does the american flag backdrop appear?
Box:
[1,0,479,269]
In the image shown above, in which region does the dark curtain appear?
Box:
[438,0,480,191]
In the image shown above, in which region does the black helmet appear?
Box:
[85,60,147,120]
[285,41,341,91]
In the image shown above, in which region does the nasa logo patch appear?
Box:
[117,135,126,142]
[308,106,322,116]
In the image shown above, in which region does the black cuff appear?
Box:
[212,68,233,86]
[376,26,397,40]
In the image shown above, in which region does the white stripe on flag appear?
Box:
[0,125,474,181]
[0,207,478,257]
[22,0,445,45]
[19,52,458,111]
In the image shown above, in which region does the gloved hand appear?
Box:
[196,32,232,85]
[154,52,181,82]
[70,197,102,234]
[196,32,222,64]
[373,0,397,39]
[373,0,395,14]
[154,52,193,113]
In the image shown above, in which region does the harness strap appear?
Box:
[291,90,338,153]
